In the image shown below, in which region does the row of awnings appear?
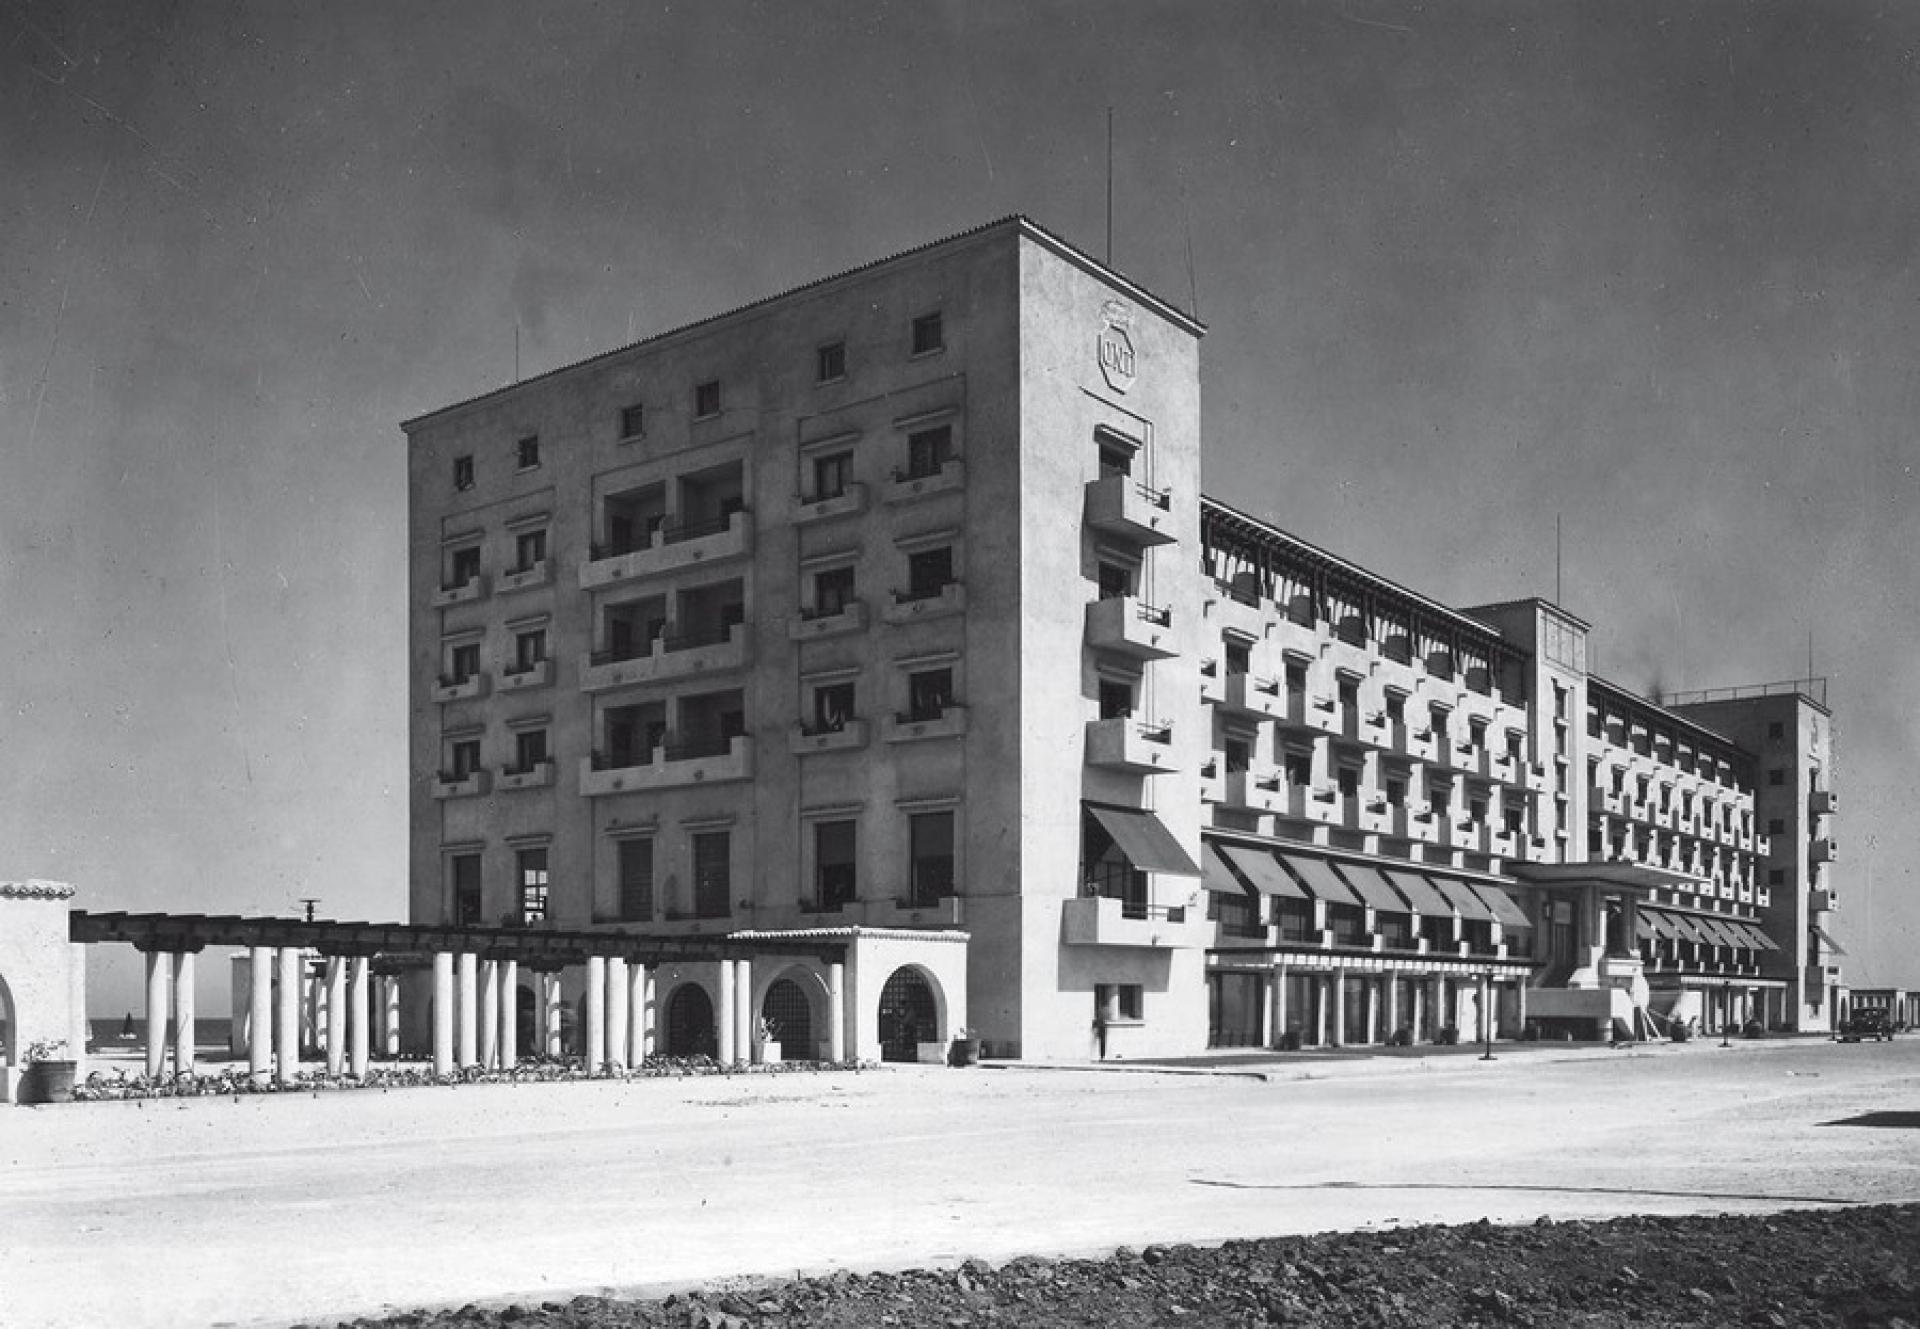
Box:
[1636,906,1779,952]
[1204,840,1532,930]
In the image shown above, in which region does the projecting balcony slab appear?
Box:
[433,770,491,800]
[579,625,748,693]
[1810,789,1837,816]
[883,707,968,743]
[883,458,965,504]
[578,511,753,590]
[792,483,868,526]
[1085,595,1176,659]
[1220,673,1285,720]
[497,561,552,595]
[882,582,966,624]
[579,737,753,797]
[1083,473,1177,546]
[1062,894,1206,948]
[431,576,487,609]
[499,659,553,692]
[496,761,554,792]
[1085,716,1178,774]
[431,673,489,704]
[1223,768,1285,813]
[788,719,870,756]
[1810,837,1837,863]
[788,600,868,641]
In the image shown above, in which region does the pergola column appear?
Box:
[1429,976,1446,1039]
[275,946,302,1086]
[1270,962,1289,1047]
[1363,975,1379,1045]
[1477,973,1493,1042]
[716,959,736,1066]
[143,949,171,1079]
[456,952,479,1069]
[383,973,403,1056]
[431,952,455,1077]
[324,956,348,1076]
[1329,971,1346,1047]
[541,970,564,1058]
[479,960,500,1070]
[605,957,630,1073]
[585,956,606,1073]
[348,956,371,1079]
[628,962,650,1064]
[1514,977,1528,1031]
[826,961,846,1063]
[733,957,752,1065]
[248,945,274,1084]
[1386,973,1401,1039]
[497,959,518,1069]
[172,949,197,1077]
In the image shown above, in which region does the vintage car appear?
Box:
[1837,1009,1894,1042]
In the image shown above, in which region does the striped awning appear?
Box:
[1276,852,1363,907]
[1219,844,1310,899]
[1430,877,1496,922]
[1202,844,1250,895]
[1086,805,1202,877]
[1469,882,1532,930]
[1382,869,1454,917]
[1340,864,1411,913]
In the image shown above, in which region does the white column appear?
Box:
[456,952,479,1068]
[605,957,629,1073]
[248,945,274,1084]
[1329,971,1346,1047]
[542,971,563,1058]
[1386,973,1401,1039]
[716,960,736,1066]
[383,974,403,1056]
[275,947,302,1086]
[734,958,753,1065]
[1271,962,1289,1047]
[324,956,348,1075]
[1411,977,1426,1042]
[628,962,650,1064]
[230,953,252,1059]
[827,962,846,1063]
[585,956,606,1073]
[497,959,518,1069]
[348,957,371,1079]
[479,960,500,1070]
[172,951,196,1077]
[1478,973,1493,1042]
[431,952,455,1077]
[144,950,170,1079]
[1514,977,1528,1031]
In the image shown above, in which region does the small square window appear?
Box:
[620,403,646,440]
[907,668,953,721]
[453,455,475,491]
[514,529,547,572]
[516,435,540,470]
[1768,868,1785,886]
[694,380,722,418]
[817,341,846,383]
[812,565,856,617]
[513,728,549,771]
[813,451,853,501]
[812,681,856,733]
[911,311,944,356]
[446,641,481,684]
[1768,817,1785,835]
[905,425,953,479]
[447,545,482,589]
[1768,768,1786,787]
[905,546,954,600]
[1768,721,1785,740]
[446,738,482,780]
[513,628,547,672]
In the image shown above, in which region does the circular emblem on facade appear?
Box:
[1098,300,1137,393]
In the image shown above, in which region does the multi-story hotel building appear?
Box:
[403,217,1842,1063]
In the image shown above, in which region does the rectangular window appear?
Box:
[1097,438,1132,478]
[812,450,853,501]
[1768,868,1785,886]
[815,820,856,910]
[693,832,730,918]
[451,854,482,926]
[1098,677,1134,720]
[1768,768,1786,786]
[447,738,481,780]
[1768,817,1785,835]
[694,380,721,419]
[905,425,953,479]
[517,847,549,925]
[1096,983,1144,1022]
[816,341,846,383]
[512,728,548,772]
[1768,721,1785,740]
[812,565,856,617]
[514,529,547,571]
[812,681,856,733]
[453,455,475,491]
[516,435,540,470]
[911,311,944,356]
[908,810,955,905]
[447,641,481,683]
[512,628,547,672]
[618,838,654,923]
[907,668,953,721]
[905,545,953,600]
[1224,641,1251,675]
[448,545,481,588]
[620,403,646,439]
[1096,561,1134,600]
[1224,739,1250,774]
[1283,752,1313,787]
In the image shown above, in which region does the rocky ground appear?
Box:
[325,1205,1919,1329]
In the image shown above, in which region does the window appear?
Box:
[811,681,856,733]
[1224,739,1250,774]
[1768,721,1785,740]
[1097,438,1132,478]
[1285,661,1308,697]
[693,831,730,918]
[907,668,952,721]
[1386,693,1406,724]
[694,380,721,419]
[453,455,475,491]
[517,847,549,924]
[446,737,481,781]
[1096,561,1134,600]
[812,450,853,501]
[910,310,944,355]
[1768,817,1785,835]
[1098,677,1134,720]
[1386,777,1407,808]
[620,403,646,439]
[516,435,540,470]
[451,854,482,926]
[1768,769,1786,787]
[1283,752,1312,787]
[1224,641,1251,675]
[1339,768,1360,800]
[817,341,846,383]
[1768,868,1786,887]
[447,545,481,589]
[514,529,547,572]
[812,565,856,617]
[904,425,953,479]
[1096,982,1144,1022]
[512,728,548,773]
[908,810,955,905]
[618,838,653,923]
[1505,806,1525,834]
[446,640,481,684]
[905,545,953,600]
[815,820,856,910]
[1338,679,1360,718]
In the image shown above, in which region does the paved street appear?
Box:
[3,1037,1917,1329]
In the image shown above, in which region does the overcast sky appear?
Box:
[5,1,1915,1013]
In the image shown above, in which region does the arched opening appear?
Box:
[515,984,536,1059]
[664,983,717,1058]
[761,978,813,1059]
[877,967,938,1063]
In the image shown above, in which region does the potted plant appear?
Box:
[21,1038,76,1105]
[947,1027,979,1067]
[756,1016,782,1066]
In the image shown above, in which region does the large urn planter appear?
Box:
[947,1035,979,1067]
[22,1059,76,1105]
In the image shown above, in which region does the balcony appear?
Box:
[881,581,966,624]
[579,735,753,797]
[578,509,753,590]
[1083,474,1177,546]
[1809,837,1837,864]
[858,895,966,929]
[1085,596,1176,659]
[883,457,965,504]
[1224,768,1286,814]
[1390,805,1436,842]
[792,482,868,527]
[1200,759,1224,804]
[1062,894,1204,948]
[432,672,488,704]
[580,623,748,693]
[788,718,870,756]
[499,658,552,692]
[1199,659,1224,706]
[788,599,868,642]
[1221,673,1285,721]
[884,704,969,743]
[1085,717,1178,774]
[497,560,551,595]
[433,769,490,799]
[431,574,487,609]
[496,760,554,792]
[1810,789,1838,817]
[1809,888,1836,913]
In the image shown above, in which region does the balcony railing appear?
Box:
[1084,474,1177,545]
